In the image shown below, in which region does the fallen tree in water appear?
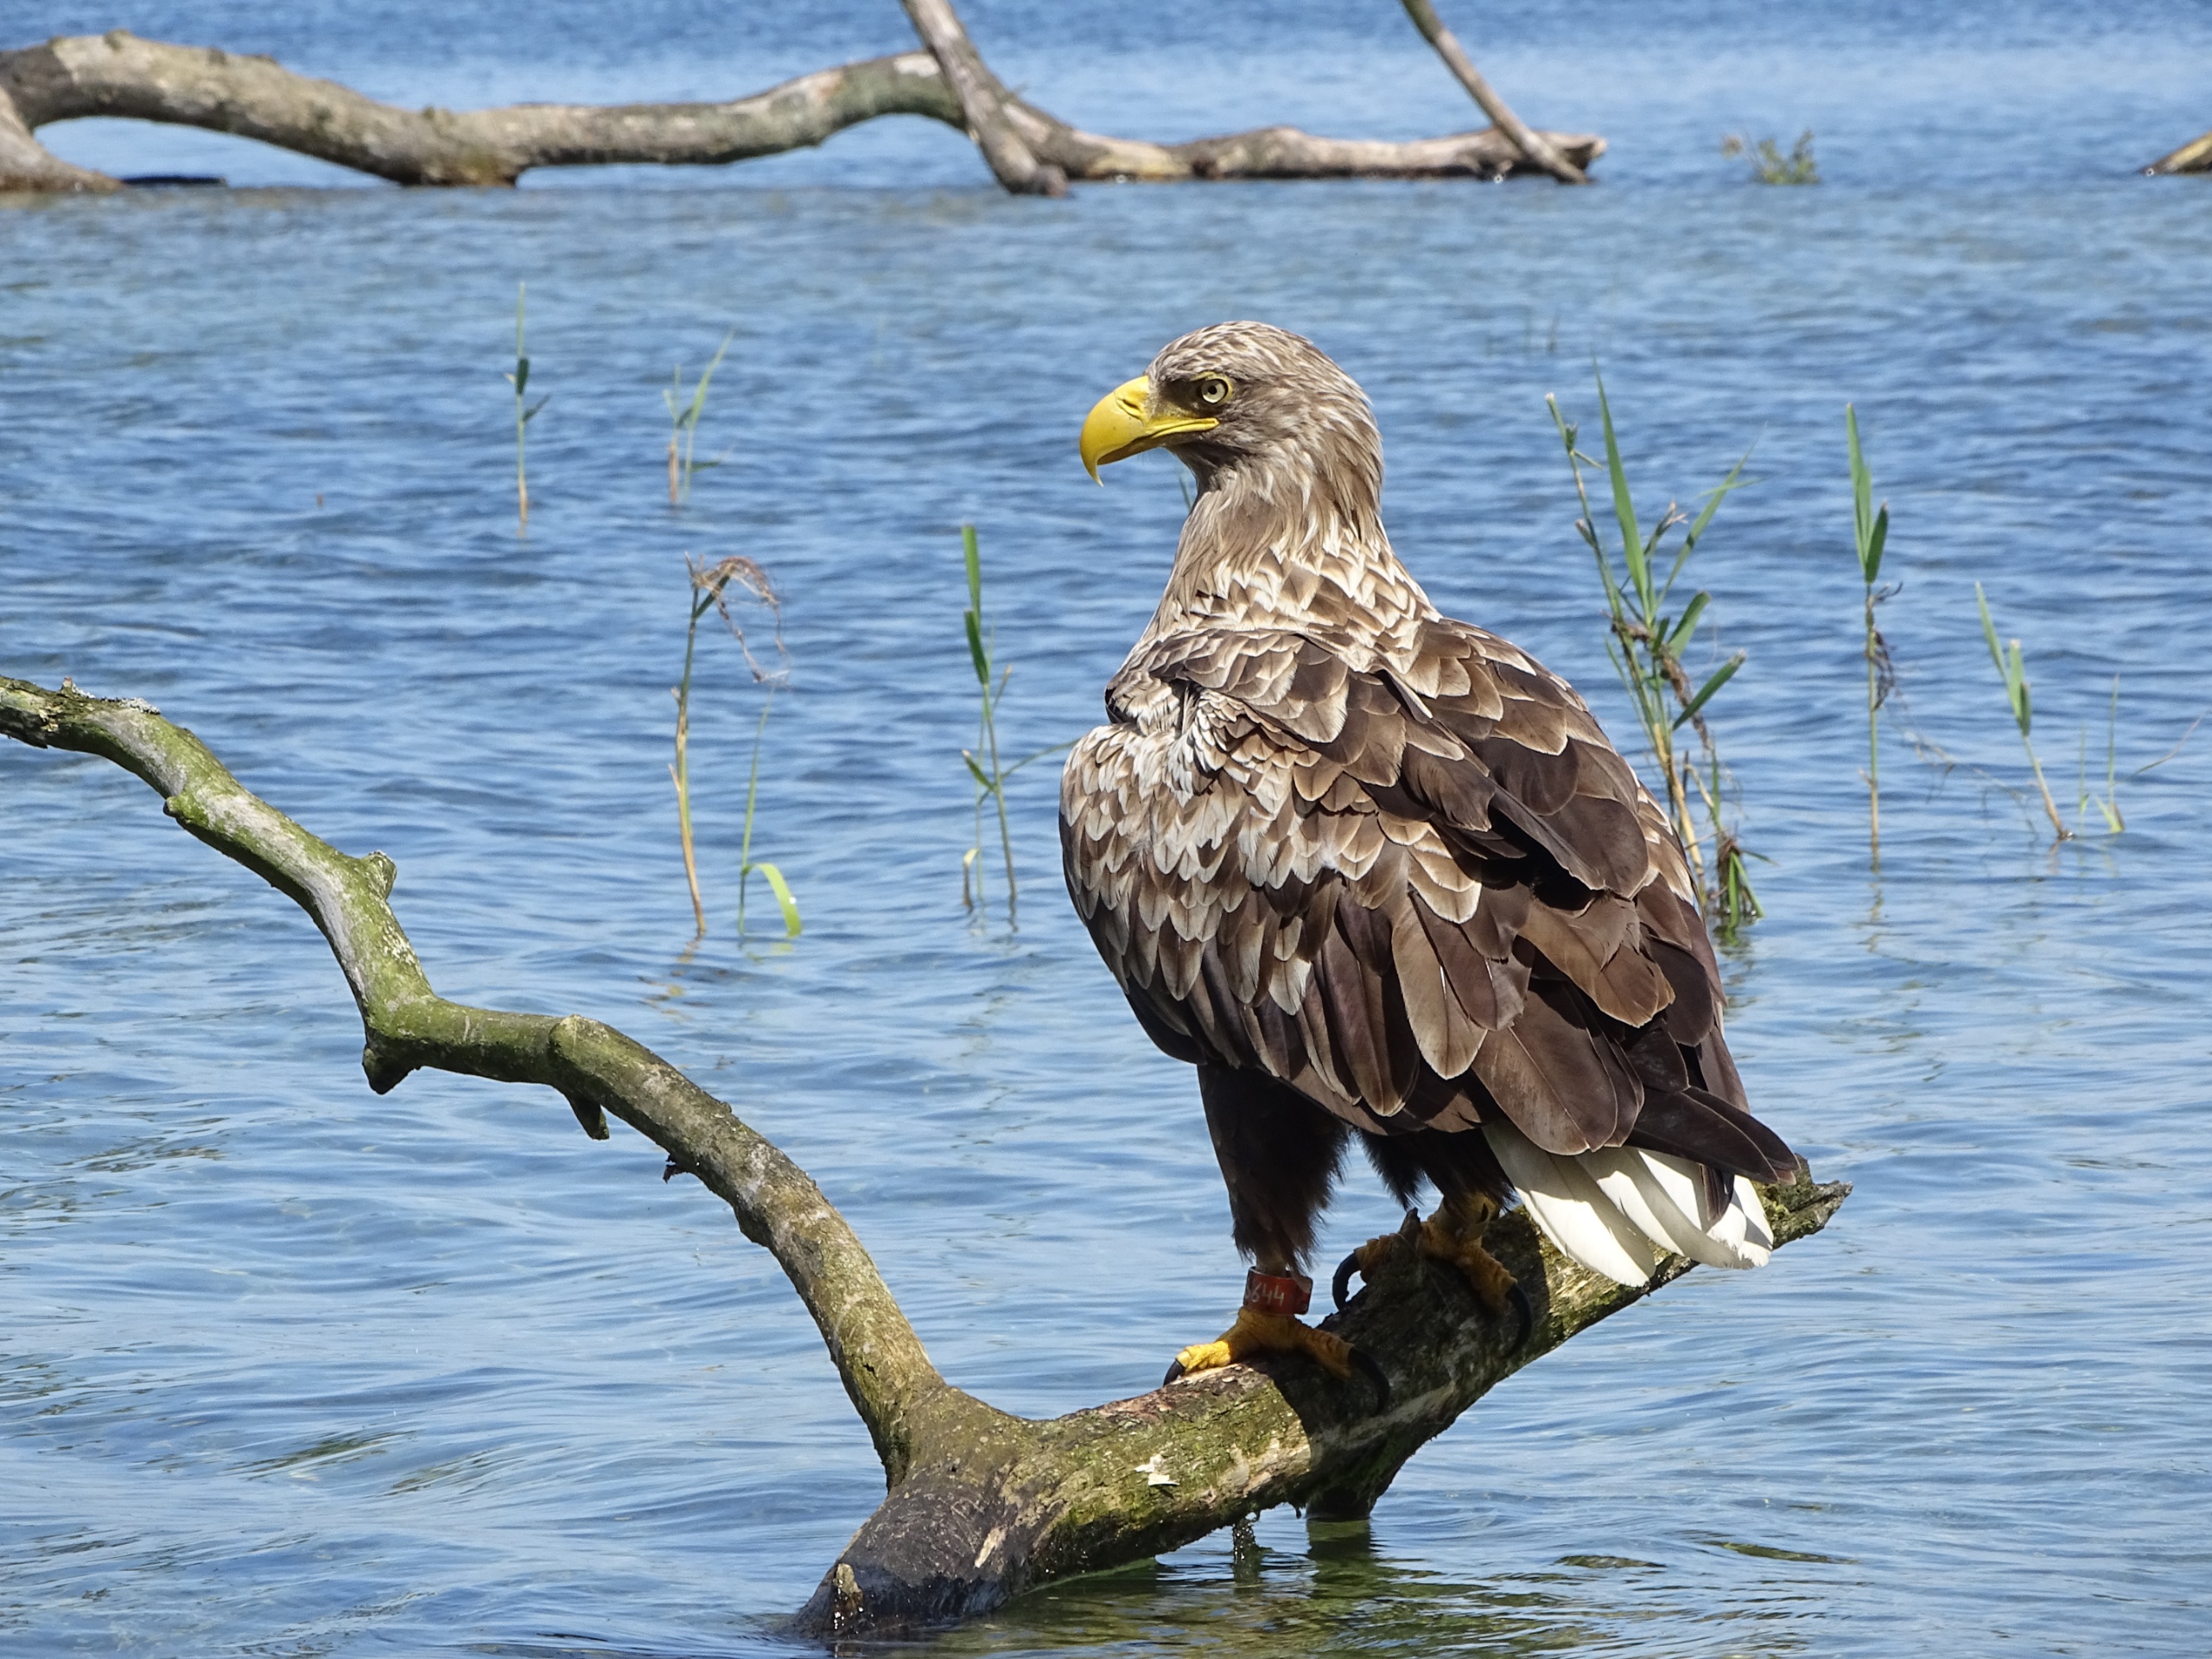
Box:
[2143,127,2212,175]
[0,2,1603,194]
[0,670,1845,1637]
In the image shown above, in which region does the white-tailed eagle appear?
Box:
[1063,321,1795,1389]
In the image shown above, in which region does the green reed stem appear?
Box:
[1975,582,2071,843]
[957,525,1071,926]
[672,556,797,940]
[960,524,1018,921]
[671,585,714,936]
[2100,677,2125,834]
[1847,404,1891,863]
[735,685,801,939]
[505,283,550,537]
[664,327,736,506]
[1548,374,1760,938]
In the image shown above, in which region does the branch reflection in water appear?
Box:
[906,1510,1835,1656]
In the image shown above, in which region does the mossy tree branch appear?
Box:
[0,28,1602,194]
[2,674,1842,1637]
[0,673,940,1484]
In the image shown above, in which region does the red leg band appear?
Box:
[1243,1268,1313,1316]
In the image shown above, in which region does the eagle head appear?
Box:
[1078,321,1382,502]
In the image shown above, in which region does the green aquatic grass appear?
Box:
[958,524,1067,925]
[503,283,550,535]
[1974,582,2072,843]
[1548,374,1762,939]
[1847,404,1894,861]
[1721,130,1820,184]
[671,555,799,939]
[2067,678,2206,840]
[664,327,735,505]
[735,684,801,940]
[2079,677,2125,836]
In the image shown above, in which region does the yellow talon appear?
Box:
[1173,1337,1236,1375]
[1340,1194,1517,1319]
[1417,1202,1517,1318]
[1168,1306,1355,1382]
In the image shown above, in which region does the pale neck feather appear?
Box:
[1139,449,1440,658]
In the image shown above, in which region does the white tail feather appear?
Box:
[1483,1124,1660,1287]
[1733,1174,1775,1264]
[1583,1148,1770,1271]
[1484,1125,1777,1283]
[1583,1148,1731,1268]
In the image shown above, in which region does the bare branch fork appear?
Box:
[0,6,1602,194]
[1398,0,1588,184]
[899,0,1064,197]
[0,674,1843,1636]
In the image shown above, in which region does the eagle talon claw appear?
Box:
[1351,1347,1391,1411]
[1505,1281,1534,1351]
[1332,1215,1417,1310]
[1331,1250,1361,1312]
[1335,1203,1529,1351]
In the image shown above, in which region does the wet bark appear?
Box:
[1,674,1844,1637]
[0,28,1603,194]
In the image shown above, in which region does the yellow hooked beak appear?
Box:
[1078,375,1219,482]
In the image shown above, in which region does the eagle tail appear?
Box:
[1481,1122,1774,1287]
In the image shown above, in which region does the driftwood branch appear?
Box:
[0,29,1602,194]
[1399,0,1588,185]
[1,673,1840,1637]
[899,0,1064,197]
[2144,128,2212,175]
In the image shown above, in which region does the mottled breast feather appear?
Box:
[1060,612,1783,1179]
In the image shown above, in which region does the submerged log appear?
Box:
[1,671,1843,1637]
[0,28,1603,195]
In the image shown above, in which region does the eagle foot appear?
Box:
[1161,1307,1389,1408]
[1333,1199,1532,1351]
[1332,1208,1422,1309]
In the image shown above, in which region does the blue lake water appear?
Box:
[6,3,2212,1653]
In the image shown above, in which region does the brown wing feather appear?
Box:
[1062,615,1782,1165]
[1468,967,1644,1154]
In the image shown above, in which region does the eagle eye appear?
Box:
[1193,375,1233,409]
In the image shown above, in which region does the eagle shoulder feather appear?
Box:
[1060,613,1786,1206]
